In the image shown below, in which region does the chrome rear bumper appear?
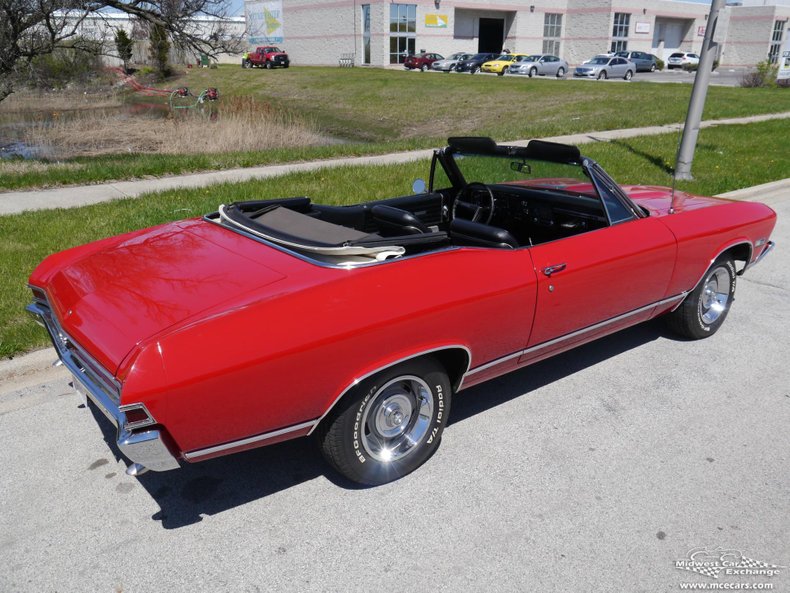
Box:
[27,299,180,473]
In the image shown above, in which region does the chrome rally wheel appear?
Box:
[699,265,732,325]
[317,357,451,485]
[360,376,434,463]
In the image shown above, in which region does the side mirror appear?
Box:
[412,178,427,194]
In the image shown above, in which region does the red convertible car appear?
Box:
[27,138,776,485]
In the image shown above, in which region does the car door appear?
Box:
[545,56,558,75]
[612,58,627,76]
[520,198,676,364]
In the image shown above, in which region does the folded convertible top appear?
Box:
[218,203,407,260]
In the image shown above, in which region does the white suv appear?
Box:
[667,52,700,69]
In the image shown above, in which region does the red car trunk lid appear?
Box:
[45,219,287,375]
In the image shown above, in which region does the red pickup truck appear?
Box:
[243,46,290,69]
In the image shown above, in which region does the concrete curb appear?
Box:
[2,111,789,216]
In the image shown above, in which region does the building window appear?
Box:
[769,20,786,64]
[611,13,630,52]
[362,4,371,64]
[543,13,562,56]
[389,4,416,64]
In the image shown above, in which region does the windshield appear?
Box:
[614,51,629,57]
[589,57,609,65]
[517,55,539,62]
[471,53,490,60]
[449,152,597,197]
[495,54,515,61]
[670,53,684,58]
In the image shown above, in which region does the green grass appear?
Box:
[1,65,790,190]
[1,118,788,358]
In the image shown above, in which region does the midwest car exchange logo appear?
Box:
[675,548,785,579]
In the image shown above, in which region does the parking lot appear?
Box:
[1,193,788,593]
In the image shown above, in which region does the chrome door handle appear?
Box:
[543,263,567,276]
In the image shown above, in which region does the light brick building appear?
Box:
[244,0,789,67]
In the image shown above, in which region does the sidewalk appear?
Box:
[2,111,789,216]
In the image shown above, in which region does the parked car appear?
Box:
[244,46,290,69]
[508,54,569,78]
[481,53,527,75]
[404,52,443,71]
[614,51,658,72]
[27,137,776,486]
[431,52,474,72]
[455,53,499,73]
[574,56,635,80]
[667,52,700,69]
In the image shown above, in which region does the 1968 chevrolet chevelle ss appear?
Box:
[27,138,776,485]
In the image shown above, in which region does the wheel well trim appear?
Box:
[307,344,472,435]
[700,239,754,284]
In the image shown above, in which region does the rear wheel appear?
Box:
[665,256,737,340]
[556,67,565,78]
[624,70,633,81]
[318,357,451,485]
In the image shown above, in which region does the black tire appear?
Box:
[421,64,428,72]
[265,61,273,70]
[497,68,505,76]
[598,70,608,80]
[471,66,479,74]
[529,67,537,78]
[556,67,565,78]
[624,70,633,81]
[650,63,657,72]
[317,357,452,485]
[665,256,737,340]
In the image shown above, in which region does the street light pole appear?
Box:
[674,0,725,182]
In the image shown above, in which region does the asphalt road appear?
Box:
[1,196,788,593]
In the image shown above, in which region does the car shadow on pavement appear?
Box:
[88,318,676,529]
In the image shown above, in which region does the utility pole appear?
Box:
[674,0,725,182]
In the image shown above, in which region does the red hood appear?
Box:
[37,219,290,375]
[621,185,732,215]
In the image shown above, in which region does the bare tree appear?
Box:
[0,0,238,102]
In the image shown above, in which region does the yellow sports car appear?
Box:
[481,54,527,76]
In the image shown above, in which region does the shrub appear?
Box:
[148,24,171,79]
[24,40,103,89]
[114,29,134,73]
[740,61,779,88]
[683,59,719,72]
[655,57,665,71]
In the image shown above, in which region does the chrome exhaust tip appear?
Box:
[125,463,149,477]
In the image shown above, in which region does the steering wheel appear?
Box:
[452,182,495,224]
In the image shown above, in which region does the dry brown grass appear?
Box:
[0,90,123,114]
[22,95,326,158]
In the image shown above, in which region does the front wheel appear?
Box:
[317,357,452,485]
[265,61,273,69]
[665,256,737,339]
[556,67,565,78]
[421,64,428,72]
[650,63,657,72]
[598,70,608,80]
[624,70,633,81]
[471,66,479,74]
[497,68,505,76]
[529,67,537,78]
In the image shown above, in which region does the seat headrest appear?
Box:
[449,218,519,249]
[371,205,431,235]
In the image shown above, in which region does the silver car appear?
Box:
[431,52,474,72]
[508,54,569,78]
[574,56,635,80]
